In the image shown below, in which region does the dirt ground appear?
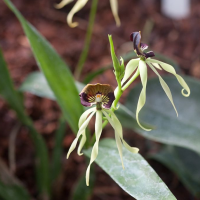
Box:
[0,0,200,199]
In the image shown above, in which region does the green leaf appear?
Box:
[70,167,95,200]
[3,0,83,133]
[0,182,30,200]
[0,159,31,200]
[124,76,200,154]
[51,118,66,183]
[84,138,176,200]
[0,48,50,197]
[20,71,85,100]
[150,146,200,198]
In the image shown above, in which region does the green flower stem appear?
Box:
[122,68,140,91]
[74,0,98,80]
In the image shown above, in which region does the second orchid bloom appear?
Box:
[120,31,190,131]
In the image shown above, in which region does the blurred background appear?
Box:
[0,0,200,199]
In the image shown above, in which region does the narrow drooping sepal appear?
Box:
[86,111,102,186]
[147,58,190,97]
[136,60,151,131]
[55,0,74,9]
[67,108,96,159]
[121,58,140,85]
[67,0,88,28]
[77,107,96,155]
[148,63,178,116]
[79,83,115,109]
[109,0,121,26]
[102,110,139,169]
[130,31,155,59]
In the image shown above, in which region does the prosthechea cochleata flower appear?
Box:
[119,31,190,131]
[55,0,120,27]
[67,83,139,186]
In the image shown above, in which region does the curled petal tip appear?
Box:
[67,20,79,28]
[54,0,74,9]
[182,89,190,97]
[134,148,139,153]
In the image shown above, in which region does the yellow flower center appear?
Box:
[95,94,102,102]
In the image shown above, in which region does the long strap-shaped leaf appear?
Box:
[0,49,50,197]
[3,0,83,133]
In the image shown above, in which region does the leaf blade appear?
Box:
[84,138,176,200]
[0,48,50,197]
[3,0,83,133]
[150,146,200,197]
[124,76,200,154]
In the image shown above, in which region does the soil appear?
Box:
[0,0,200,199]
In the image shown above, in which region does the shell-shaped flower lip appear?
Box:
[79,83,115,109]
[130,31,155,59]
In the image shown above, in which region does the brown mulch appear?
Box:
[0,0,200,199]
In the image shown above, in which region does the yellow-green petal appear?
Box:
[149,62,162,70]
[136,60,151,131]
[148,63,178,116]
[67,0,89,28]
[148,58,190,97]
[79,107,96,127]
[86,110,102,186]
[55,0,73,9]
[77,107,96,155]
[109,0,121,26]
[106,110,139,153]
[122,58,140,86]
[115,58,139,96]
[67,110,95,159]
[102,110,124,169]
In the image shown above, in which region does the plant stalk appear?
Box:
[74,0,98,80]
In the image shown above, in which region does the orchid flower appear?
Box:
[120,31,190,131]
[67,83,139,186]
[55,0,120,27]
